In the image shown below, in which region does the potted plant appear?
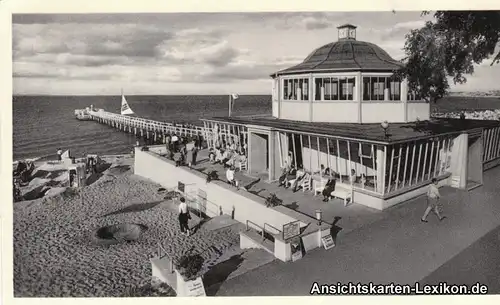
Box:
[175,254,204,281]
[206,170,218,183]
[265,193,282,208]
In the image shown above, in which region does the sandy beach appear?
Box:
[13,155,252,297]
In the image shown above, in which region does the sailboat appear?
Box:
[120,92,135,116]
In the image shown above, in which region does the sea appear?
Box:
[12,95,500,161]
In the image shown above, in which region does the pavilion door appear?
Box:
[466,132,483,191]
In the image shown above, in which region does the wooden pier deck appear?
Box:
[87,109,249,149]
[89,109,207,139]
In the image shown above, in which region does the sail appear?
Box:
[121,95,135,115]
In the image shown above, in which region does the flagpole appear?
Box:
[228,94,232,117]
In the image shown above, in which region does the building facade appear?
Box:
[270,24,429,124]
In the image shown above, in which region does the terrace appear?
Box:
[146,146,385,236]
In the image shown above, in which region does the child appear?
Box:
[421,178,446,222]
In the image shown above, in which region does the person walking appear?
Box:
[421,178,446,222]
[178,197,191,236]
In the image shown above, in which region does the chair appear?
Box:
[314,178,328,196]
[239,159,248,171]
[287,170,304,187]
[301,174,312,192]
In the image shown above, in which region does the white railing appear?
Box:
[89,110,207,137]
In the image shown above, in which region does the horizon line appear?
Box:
[12,93,273,97]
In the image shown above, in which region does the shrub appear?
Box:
[175,254,204,281]
[265,193,282,208]
[123,283,175,297]
[206,170,218,183]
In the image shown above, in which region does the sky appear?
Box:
[12,12,500,95]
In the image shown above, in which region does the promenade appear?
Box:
[215,166,500,296]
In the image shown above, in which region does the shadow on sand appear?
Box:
[101,200,164,218]
[30,169,67,180]
[203,254,244,296]
[22,185,50,201]
[107,165,130,175]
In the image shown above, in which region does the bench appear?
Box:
[286,170,312,192]
[331,183,352,206]
[314,178,352,206]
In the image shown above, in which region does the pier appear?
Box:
[87,108,250,150]
[89,109,206,142]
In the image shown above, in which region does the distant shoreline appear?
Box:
[12,94,273,97]
[12,94,500,98]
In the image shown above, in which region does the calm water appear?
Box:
[12,95,500,161]
[12,95,271,160]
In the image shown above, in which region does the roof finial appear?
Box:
[338,24,357,41]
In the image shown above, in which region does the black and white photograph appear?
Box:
[5,1,500,301]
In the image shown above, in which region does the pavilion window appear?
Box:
[298,79,303,101]
[390,78,401,101]
[339,78,347,100]
[347,78,355,100]
[369,77,378,100]
[283,79,290,100]
[375,78,385,100]
[302,78,309,101]
[293,79,299,100]
[314,78,323,100]
[282,78,309,101]
[332,78,339,100]
[363,77,371,100]
[324,78,332,100]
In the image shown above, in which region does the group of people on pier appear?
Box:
[159,132,205,168]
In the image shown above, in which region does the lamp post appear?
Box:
[381,120,389,138]
[315,209,322,226]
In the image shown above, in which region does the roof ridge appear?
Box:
[312,42,336,70]
[349,41,362,69]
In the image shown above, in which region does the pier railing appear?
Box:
[89,109,210,139]
[85,108,250,152]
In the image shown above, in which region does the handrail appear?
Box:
[90,110,207,136]
[246,220,265,240]
[264,222,282,236]
[157,242,175,274]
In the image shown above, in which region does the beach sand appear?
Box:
[13,155,263,297]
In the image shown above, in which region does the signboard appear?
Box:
[290,237,303,262]
[321,235,335,250]
[177,181,185,193]
[282,221,301,240]
[182,277,206,297]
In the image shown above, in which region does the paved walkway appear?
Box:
[215,166,500,296]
